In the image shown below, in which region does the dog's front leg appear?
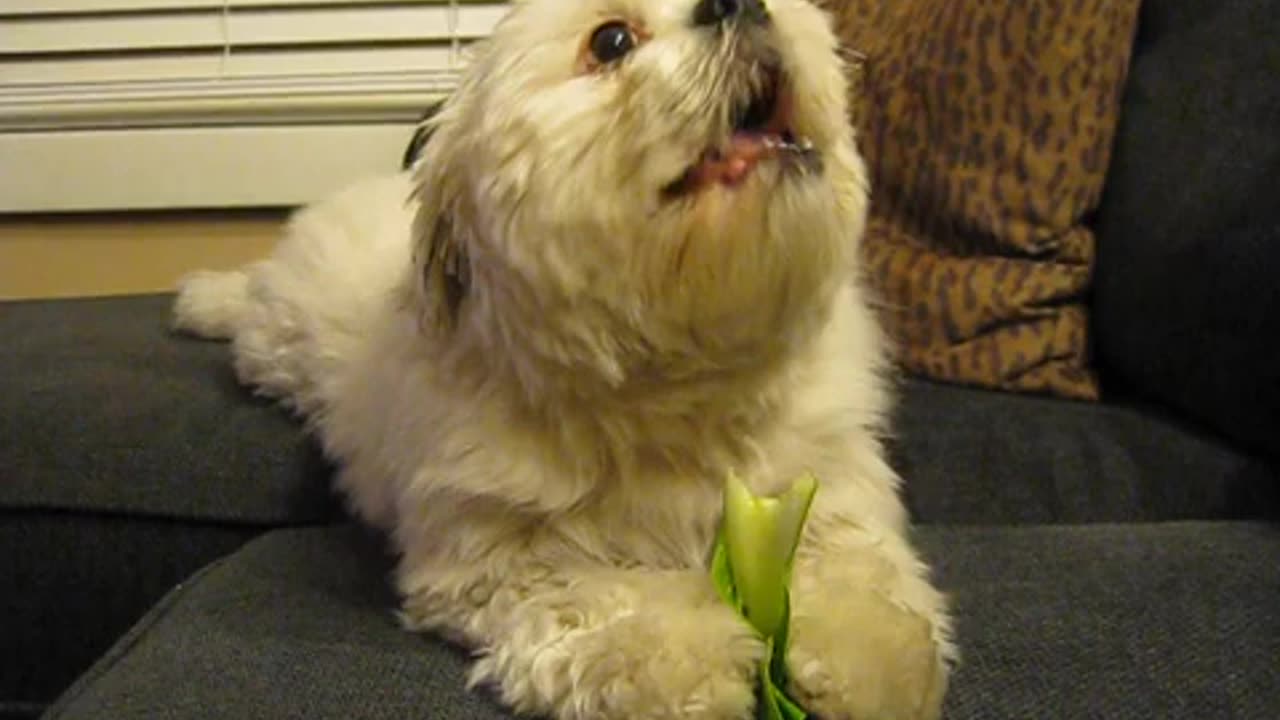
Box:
[784,507,954,720]
[407,565,764,720]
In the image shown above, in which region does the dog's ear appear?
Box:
[418,209,469,330]
[401,100,447,170]
[408,88,475,332]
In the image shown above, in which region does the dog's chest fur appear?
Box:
[325,277,886,578]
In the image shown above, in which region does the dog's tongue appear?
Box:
[691,132,774,187]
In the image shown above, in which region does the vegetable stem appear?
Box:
[711,470,818,720]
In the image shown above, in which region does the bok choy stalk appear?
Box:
[710,470,818,720]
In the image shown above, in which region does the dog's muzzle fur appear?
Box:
[663,0,823,197]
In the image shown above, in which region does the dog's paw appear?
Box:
[474,602,763,720]
[787,588,948,720]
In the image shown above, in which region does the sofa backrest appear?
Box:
[1092,0,1280,463]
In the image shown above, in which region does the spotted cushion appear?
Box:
[825,0,1141,399]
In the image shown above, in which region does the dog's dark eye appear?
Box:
[589,22,636,64]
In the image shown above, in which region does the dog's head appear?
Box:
[413,0,867,392]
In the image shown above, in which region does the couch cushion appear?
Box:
[1092,0,1280,463]
[45,525,510,720]
[45,522,1280,720]
[929,522,1280,719]
[0,294,339,525]
[822,0,1141,399]
[892,379,1278,525]
[0,514,257,713]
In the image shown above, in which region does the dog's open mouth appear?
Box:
[663,66,814,198]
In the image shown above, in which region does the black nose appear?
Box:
[692,0,768,27]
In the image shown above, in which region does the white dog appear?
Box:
[173,0,954,717]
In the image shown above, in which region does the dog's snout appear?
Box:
[692,0,768,27]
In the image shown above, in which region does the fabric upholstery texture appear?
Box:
[891,379,1279,526]
[1,515,256,707]
[823,0,1141,399]
[44,522,1280,720]
[0,294,340,525]
[0,294,340,715]
[1092,0,1280,462]
[928,522,1280,718]
[43,526,512,720]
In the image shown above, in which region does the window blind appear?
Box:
[0,1,506,211]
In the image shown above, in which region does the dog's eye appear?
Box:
[589,22,636,64]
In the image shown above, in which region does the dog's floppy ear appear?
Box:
[408,89,475,332]
[401,100,447,171]
[418,209,469,330]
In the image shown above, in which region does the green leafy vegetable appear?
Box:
[711,470,818,720]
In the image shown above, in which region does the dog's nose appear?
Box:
[692,0,768,27]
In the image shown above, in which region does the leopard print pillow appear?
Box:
[822,0,1141,399]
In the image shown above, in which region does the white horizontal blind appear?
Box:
[0,0,507,211]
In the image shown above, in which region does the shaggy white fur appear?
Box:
[173,0,955,717]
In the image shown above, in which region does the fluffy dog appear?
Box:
[173,0,954,717]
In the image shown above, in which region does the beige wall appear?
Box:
[0,211,286,300]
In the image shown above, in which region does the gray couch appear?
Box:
[4,1,1277,718]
